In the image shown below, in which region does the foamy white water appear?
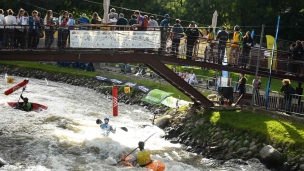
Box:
[0,75,203,171]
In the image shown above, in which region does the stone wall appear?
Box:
[160,107,304,171]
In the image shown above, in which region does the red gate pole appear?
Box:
[112,85,118,116]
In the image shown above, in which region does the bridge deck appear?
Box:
[0,50,303,108]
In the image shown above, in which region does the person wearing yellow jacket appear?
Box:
[124,141,152,167]
[229,25,242,67]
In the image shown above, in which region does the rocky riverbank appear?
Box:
[156,107,304,171]
[1,64,304,171]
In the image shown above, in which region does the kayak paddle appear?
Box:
[18,86,26,103]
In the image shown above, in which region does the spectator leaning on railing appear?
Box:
[170,19,184,58]
[44,10,55,49]
[116,13,128,31]
[185,21,199,60]
[27,10,40,51]
[15,8,27,50]
[0,9,5,50]
[5,9,17,49]
[280,79,296,115]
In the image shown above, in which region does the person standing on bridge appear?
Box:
[132,10,145,31]
[58,11,69,50]
[44,10,55,49]
[0,9,5,50]
[27,10,40,51]
[216,26,229,65]
[170,19,184,58]
[185,21,199,60]
[229,25,242,67]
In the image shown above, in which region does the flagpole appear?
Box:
[265,15,280,109]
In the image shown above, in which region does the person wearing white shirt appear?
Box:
[0,9,6,50]
[187,70,198,85]
[14,8,27,49]
[5,9,17,49]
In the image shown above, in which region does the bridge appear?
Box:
[0,26,303,109]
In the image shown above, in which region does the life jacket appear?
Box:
[22,102,32,111]
[137,150,151,166]
[231,32,242,47]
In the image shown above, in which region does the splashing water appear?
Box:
[0,76,269,171]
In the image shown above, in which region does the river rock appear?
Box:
[299,164,304,171]
[243,140,249,146]
[0,158,7,167]
[249,141,256,147]
[209,146,222,153]
[228,140,236,147]
[249,145,258,152]
[259,145,283,166]
[223,139,229,146]
[195,118,205,127]
[236,147,248,154]
[155,115,171,129]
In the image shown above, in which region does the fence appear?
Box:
[253,90,304,115]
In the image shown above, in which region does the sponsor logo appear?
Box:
[138,86,150,93]
[110,79,123,84]
[12,85,20,92]
[95,76,107,81]
[124,82,137,87]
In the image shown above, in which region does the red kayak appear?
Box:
[7,102,48,112]
[121,154,165,171]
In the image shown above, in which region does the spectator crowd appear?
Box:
[0,7,303,75]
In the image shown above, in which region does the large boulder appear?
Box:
[155,115,171,129]
[259,145,284,166]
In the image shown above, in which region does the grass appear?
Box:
[200,110,304,148]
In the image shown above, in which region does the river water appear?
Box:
[0,75,269,171]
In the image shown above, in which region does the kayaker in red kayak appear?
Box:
[122,141,152,167]
[96,118,116,136]
[18,95,32,111]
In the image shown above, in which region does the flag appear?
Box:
[266,35,277,69]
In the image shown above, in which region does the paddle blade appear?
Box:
[120,127,128,132]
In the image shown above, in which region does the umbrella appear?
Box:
[103,0,110,24]
[211,10,218,36]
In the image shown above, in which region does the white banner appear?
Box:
[70,30,161,48]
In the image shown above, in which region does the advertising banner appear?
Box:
[95,76,152,94]
[161,96,191,108]
[142,89,173,105]
[70,30,161,48]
